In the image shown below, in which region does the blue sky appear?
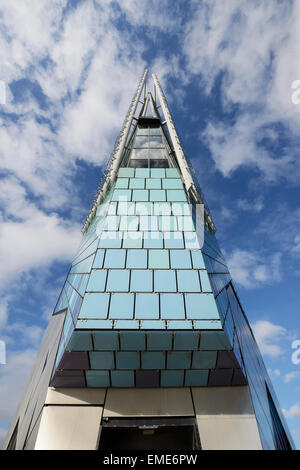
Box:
[0,0,299,448]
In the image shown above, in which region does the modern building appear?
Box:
[3,70,294,450]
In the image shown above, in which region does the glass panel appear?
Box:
[90,351,114,369]
[120,331,145,350]
[126,249,147,269]
[176,270,200,292]
[154,270,176,291]
[170,250,192,269]
[173,332,199,350]
[199,270,213,292]
[163,231,184,249]
[135,202,153,215]
[149,249,169,269]
[141,352,165,369]
[151,168,166,178]
[185,370,209,386]
[150,159,169,168]
[160,293,185,319]
[148,148,165,159]
[93,249,105,269]
[116,352,140,369]
[128,159,148,168]
[129,178,145,189]
[166,190,187,202]
[115,178,129,189]
[132,189,149,202]
[93,331,119,350]
[86,370,110,387]
[144,231,163,248]
[149,189,166,202]
[167,352,191,369]
[192,351,217,369]
[139,215,158,231]
[112,189,132,201]
[134,135,149,148]
[119,215,139,231]
[185,293,220,319]
[66,331,93,351]
[135,293,159,319]
[166,168,180,178]
[191,250,205,269]
[146,178,161,189]
[122,231,143,248]
[79,293,110,319]
[147,331,172,350]
[117,201,135,215]
[162,179,183,190]
[135,168,150,178]
[199,331,232,350]
[148,135,164,147]
[106,270,130,292]
[130,269,153,292]
[159,215,177,231]
[118,168,135,177]
[161,371,184,387]
[153,202,171,215]
[86,269,107,292]
[109,293,134,318]
[104,249,126,268]
[111,371,134,387]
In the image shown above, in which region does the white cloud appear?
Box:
[227,248,282,288]
[284,371,300,384]
[283,404,300,419]
[252,320,286,358]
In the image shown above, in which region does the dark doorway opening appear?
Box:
[99,417,200,450]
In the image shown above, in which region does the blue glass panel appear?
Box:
[167,351,191,369]
[129,178,145,189]
[86,370,110,387]
[86,269,107,292]
[139,215,158,231]
[166,168,180,178]
[122,231,143,248]
[104,249,126,268]
[162,179,183,189]
[192,351,217,369]
[93,331,119,350]
[135,202,153,215]
[118,168,135,177]
[142,352,165,369]
[120,331,145,350]
[135,293,159,319]
[151,168,165,178]
[173,332,199,350]
[109,293,134,318]
[158,215,177,231]
[135,168,150,178]
[90,351,114,369]
[130,270,153,292]
[126,249,147,268]
[154,270,176,292]
[171,202,191,216]
[177,270,200,292]
[146,179,161,189]
[115,178,129,189]
[160,294,185,319]
[106,270,129,292]
[73,238,99,264]
[119,216,139,231]
[199,331,232,350]
[185,370,209,386]
[116,352,140,369]
[184,232,200,249]
[66,331,93,351]
[114,320,139,329]
[161,370,184,387]
[79,293,110,319]
[164,232,184,249]
[191,250,205,269]
[170,250,191,269]
[193,320,222,329]
[117,201,135,215]
[111,370,134,387]
[167,190,187,202]
[93,249,105,268]
[99,231,123,248]
[149,249,169,269]
[185,293,220,319]
[112,189,132,201]
[153,202,171,216]
[167,320,192,329]
[140,320,165,329]
[76,319,113,329]
[132,189,148,201]
[149,190,166,202]
[144,231,163,248]
[199,270,212,292]
[147,331,172,350]
[70,254,95,274]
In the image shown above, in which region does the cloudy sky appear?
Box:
[0,0,299,448]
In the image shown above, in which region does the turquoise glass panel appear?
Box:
[199,331,232,350]
[199,270,212,292]
[173,332,199,350]
[71,254,95,274]
[99,231,122,248]
[164,232,184,249]
[132,189,148,201]
[167,320,192,329]
[147,331,172,350]
[153,202,171,215]
[112,189,132,201]
[193,320,222,329]
[185,293,220,319]
[191,250,205,269]
[154,270,176,292]
[111,370,134,387]
[160,294,185,319]
[104,249,126,268]
[76,319,113,329]
[118,168,135,177]
[117,201,135,215]
[170,250,192,269]
[114,320,139,329]
[177,215,195,231]
[135,293,159,319]
[192,351,217,369]
[66,331,93,351]
[115,178,129,189]
[93,249,105,269]
[140,320,165,329]
[129,178,145,189]
[86,269,107,292]
[184,232,200,249]
[86,370,110,387]
[167,351,191,369]
[130,269,153,292]
[161,370,184,387]
[166,168,180,178]
[158,215,177,231]
[177,270,200,292]
[119,216,139,231]
[106,270,129,291]
[148,249,169,269]
[116,352,140,369]
[135,202,153,215]
[93,331,119,350]
[141,352,165,369]
[90,351,114,369]
[162,179,183,189]
[144,232,163,248]
[135,168,150,178]
[122,231,143,248]
[120,331,145,350]
[79,293,110,319]
[126,249,147,269]
[171,202,191,216]
[146,179,161,189]
[139,215,158,231]
[109,293,134,318]
[185,370,209,386]
[102,215,120,231]
[149,190,166,202]
[151,169,165,178]
[166,190,187,202]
